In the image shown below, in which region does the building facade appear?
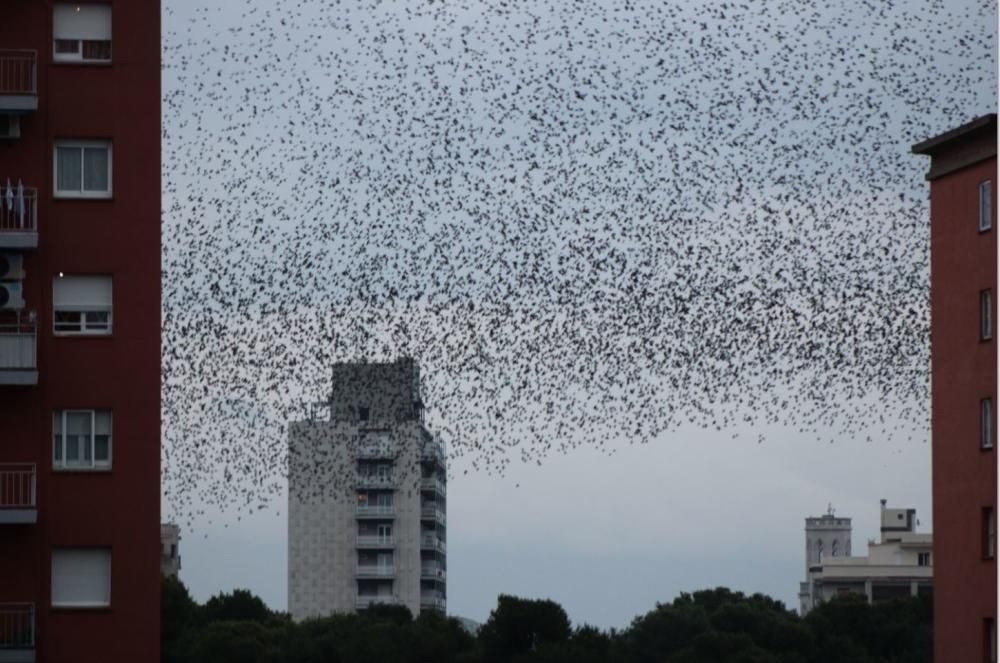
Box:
[0,3,161,662]
[913,115,997,663]
[288,358,447,620]
[161,523,181,579]
[799,502,932,614]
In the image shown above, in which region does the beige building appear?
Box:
[799,501,932,614]
[288,359,447,620]
[161,523,182,579]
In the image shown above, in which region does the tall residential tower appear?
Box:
[0,3,161,662]
[288,358,447,619]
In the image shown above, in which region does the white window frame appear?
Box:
[981,180,992,232]
[52,3,112,64]
[53,409,113,471]
[53,140,112,199]
[51,548,111,608]
[984,398,994,451]
[53,274,113,336]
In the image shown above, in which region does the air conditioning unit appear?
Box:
[0,254,25,281]
[0,115,21,140]
[0,282,24,310]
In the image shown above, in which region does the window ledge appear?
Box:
[51,604,111,612]
[52,333,114,339]
[52,194,114,201]
[52,467,112,474]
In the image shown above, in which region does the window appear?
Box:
[981,181,992,232]
[983,290,994,341]
[984,507,996,560]
[987,618,997,663]
[54,140,112,198]
[53,275,112,334]
[816,540,823,563]
[53,3,112,63]
[831,540,839,557]
[918,552,931,566]
[358,406,370,422]
[53,410,112,470]
[52,548,111,608]
[985,399,995,450]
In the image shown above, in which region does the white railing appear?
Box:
[420,534,446,552]
[420,594,446,609]
[421,565,446,580]
[420,505,446,523]
[0,464,35,510]
[356,596,398,610]
[356,535,395,547]
[357,475,395,489]
[0,186,37,235]
[0,603,34,649]
[356,565,394,577]
[355,505,394,518]
[420,477,446,494]
[0,316,36,371]
[0,51,36,96]
[357,444,396,459]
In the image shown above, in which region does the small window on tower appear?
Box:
[831,540,839,557]
[358,406,370,422]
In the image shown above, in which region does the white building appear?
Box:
[288,358,447,620]
[160,523,182,579]
[799,501,932,614]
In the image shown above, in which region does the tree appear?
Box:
[479,595,572,663]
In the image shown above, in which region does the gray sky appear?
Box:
[160,0,991,629]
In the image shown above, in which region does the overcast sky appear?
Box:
[160,0,993,629]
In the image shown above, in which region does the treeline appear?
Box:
[162,577,931,663]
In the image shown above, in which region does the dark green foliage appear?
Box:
[161,578,932,663]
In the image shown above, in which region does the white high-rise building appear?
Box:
[288,358,447,620]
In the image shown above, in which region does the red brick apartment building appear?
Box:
[0,2,160,662]
[914,115,997,663]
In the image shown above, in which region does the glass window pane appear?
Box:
[54,311,82,332]
[56,147,82,192]
[94,436,110,462]
[66,436,80,461]
[54,434,63,462]
[83,147,109,192]
[95,411,112,435]
[84,311,110,331]
[66,412,92,435]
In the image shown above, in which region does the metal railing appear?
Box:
[355,505,394,518]
[421,565,447,580]
[420,533,446,552]
[0,603,34,649]
[0,186,37,234]
[357,444,396,459]
[0,51,36,96]
[420,477,446,494]
[357,475,395,489]
[356,535,395,547]
[0,316,36,371]
[420,505,446,523]
[356,596,398,610]
[420,594,446,609]
[421,443,445,464]
[0,464,35,510]
[356,565,395,577]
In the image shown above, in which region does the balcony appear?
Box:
[0,186,37,249]
[420,504,446,524]
[0,465,35,525]
[356,565,395,579]
[0,603,34,663]
[421,564,447,581]
[420,593,446,612]
[355,595,398,610]
[0,317,36,386]
[357,475,395,490]
[357,443,396,459]
[420,442,445,465]
[0,51,37,113]
[356,535,395,549]
[420,477,446,495]
[420,533,446,553]
[355,505,394,519]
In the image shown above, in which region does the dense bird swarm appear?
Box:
[160,0,996,520]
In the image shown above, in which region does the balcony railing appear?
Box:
[356,535,395,548]
[0,51,37,112]
[0,464,35,525]
[420,477,446,494]
[0,603,34,653]
[420,594,446,610]
[420,533,446,553]
[357,443,396,459]
[0,316,37,386]
[421,565,447,581]
[355,505,394,518]
[420,443,445,464]
[0,185,37,248]
[356,565,395,578]
[420,505,446,524]
[357,475,395,489]
[356,595,398,610]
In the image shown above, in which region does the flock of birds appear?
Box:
[159,0,996,523]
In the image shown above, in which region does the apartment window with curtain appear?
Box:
[53,3,112,63]
[53,409,112,470]
[51,548,111,608]
[53,275,112,334]
[54,140,112,198]
[981,180,993,232]
[983,290,994,341]
[984,398,995,450]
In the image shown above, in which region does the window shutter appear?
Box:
[53,4,112,40]
[52,548,111,607]
[53,275,112,310]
